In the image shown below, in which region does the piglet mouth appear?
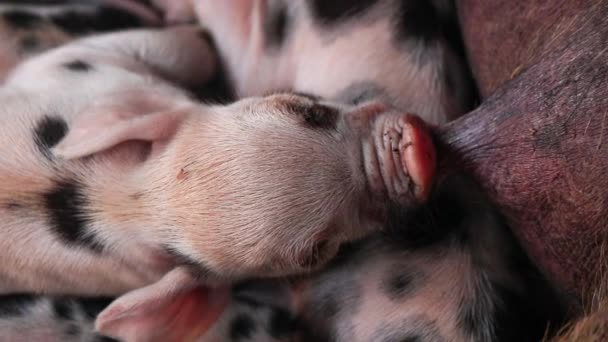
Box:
[355,105,436,207]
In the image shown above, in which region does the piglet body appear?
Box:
[155,0,474,125]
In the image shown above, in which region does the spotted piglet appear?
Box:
[153,0,475,124]
[0,0,162,83]
[0,25,437,340]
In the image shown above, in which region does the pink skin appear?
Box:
[348,102,436,206]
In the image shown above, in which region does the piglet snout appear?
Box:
[348,104,436,206]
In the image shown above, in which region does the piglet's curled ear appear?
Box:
[52,90,191,160]
[95,267,229,342]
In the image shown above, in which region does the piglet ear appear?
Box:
[95,267,229,342]
[52,90,191,160]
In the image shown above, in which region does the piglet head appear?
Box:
[52,91,435,282]
[166,93,436,278]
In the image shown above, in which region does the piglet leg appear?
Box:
[73,25,219,89]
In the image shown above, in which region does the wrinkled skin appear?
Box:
[438,0,608,303]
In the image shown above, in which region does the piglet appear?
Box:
[0,0,162,83]
[151,0,474,125]
[0,25,436,338]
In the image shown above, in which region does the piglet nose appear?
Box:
[347,102,437,205]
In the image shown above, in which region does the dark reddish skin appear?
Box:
[435,0,608,305]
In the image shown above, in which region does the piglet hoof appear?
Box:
[400,114,436,202]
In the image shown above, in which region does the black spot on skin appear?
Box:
[50,7,143,35]
[308,0,379,25]
[33,115,68,160]
[0,294,38,317]
[264,1,290,48]
[43,180,104,252]
[268,308,298,338]
[64,60,92,72]
[50,12,96,34]
[288,102,339,130]
[303,104,339,129]
[52,300,74,320]
[397,0,442,44]
[19,35,40,52]
[382,271,416,300]
[2,11,43,30]
[93,6,145,31]
[230,314,257,341]
[308,269,361,322]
